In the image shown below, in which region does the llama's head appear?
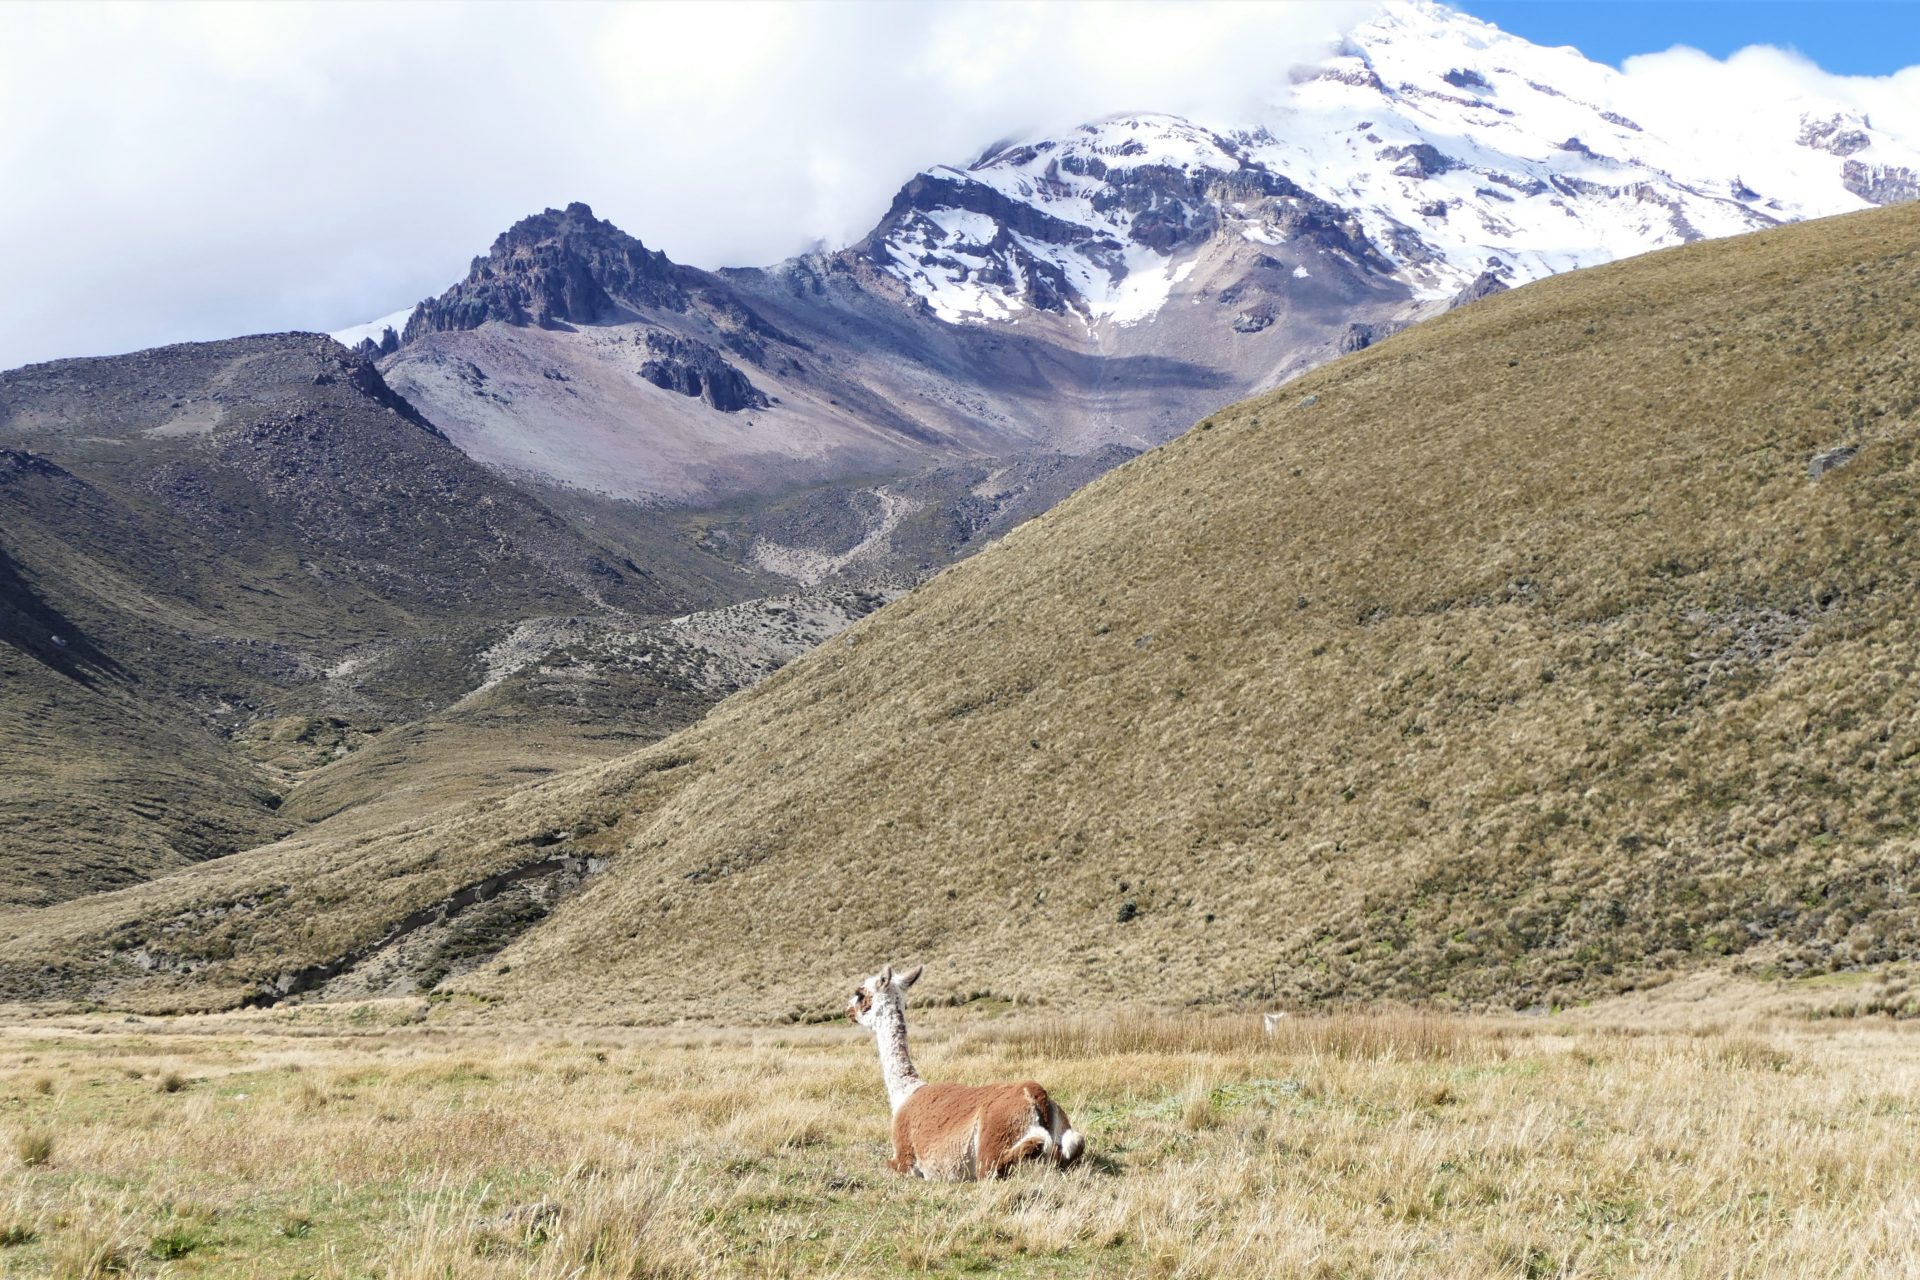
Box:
[847,963,923,1028]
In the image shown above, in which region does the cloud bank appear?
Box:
[1,1,1915,370]
[0,0,1365,369]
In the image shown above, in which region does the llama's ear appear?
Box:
[896,964,924,990]
[879,964,894,986]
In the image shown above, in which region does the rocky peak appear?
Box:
[403,202,691,342]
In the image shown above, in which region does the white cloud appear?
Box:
[1621,42,1920,141]
[1617,40,1920,156]
[0,0,1366,369]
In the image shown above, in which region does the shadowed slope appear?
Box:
[6,202,1919,1016]
[0,335,748,904]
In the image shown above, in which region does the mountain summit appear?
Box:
[404,202,693,338]
[864,0,1920,328]
[335,2,1919,517]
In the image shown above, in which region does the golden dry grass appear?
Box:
[5,201,1920,1019]
[0,1008,1915,1277]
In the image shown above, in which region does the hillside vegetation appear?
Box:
[5,202,1919,1018]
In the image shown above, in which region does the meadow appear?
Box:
[0,999,1916,1278]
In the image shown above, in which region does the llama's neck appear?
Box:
[870,1002,924,1112]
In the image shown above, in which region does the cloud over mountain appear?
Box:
[2,0,1915,371]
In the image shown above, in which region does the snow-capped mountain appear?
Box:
[865,0,1920,328]
[330,0,1919,515]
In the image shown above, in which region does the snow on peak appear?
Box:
[329,306,416,350]
[873,0,1920,326]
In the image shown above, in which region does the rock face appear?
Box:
[1843,161,1920,206]
[1800,113,1874,157]
[636,332,768,412]
[404,203,693,338]
[1809,445,1859,479]
[861,116,1388,327]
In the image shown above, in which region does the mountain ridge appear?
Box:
[331,1,1919,525]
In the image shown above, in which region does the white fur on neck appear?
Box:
[869,998,925,1112]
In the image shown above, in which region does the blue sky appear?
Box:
[1461,1,1920,75]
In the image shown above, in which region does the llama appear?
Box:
[847,963,1084,1180]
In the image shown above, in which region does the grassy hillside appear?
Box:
[0,335,751,904]
[5,202,1919,1017]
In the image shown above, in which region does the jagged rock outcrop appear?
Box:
[403,202,692,340]
[352,326,401,361]
[636,332,769,413]
[1383,141,1460,179]
[1450,268,1511,308]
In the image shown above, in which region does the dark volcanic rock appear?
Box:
[1450,267,1511,308]
[637,332,769,412]
[404,203,693,340]
[1233,305,1275,335]
[1384,142,1459,180]
[353,326,402,361]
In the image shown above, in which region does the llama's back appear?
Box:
[894,1081,1084,1179]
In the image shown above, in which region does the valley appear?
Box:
[5,2,1920,1274]
[6,194,1917,1021]
[3,0,1918,1031]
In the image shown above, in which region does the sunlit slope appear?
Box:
[7,202,1918,1018]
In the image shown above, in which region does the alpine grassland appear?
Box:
[0,1003,1916,1277]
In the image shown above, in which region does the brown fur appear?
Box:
[889,1080,1069,1180]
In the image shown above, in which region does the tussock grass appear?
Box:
[13,1131,50,1169]
[975,1010,1501,1061]
[0,1013,1911,1277]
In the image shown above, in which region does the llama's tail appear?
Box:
[1041,1092,1085,1165]
[1017,1084,1086,1166]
